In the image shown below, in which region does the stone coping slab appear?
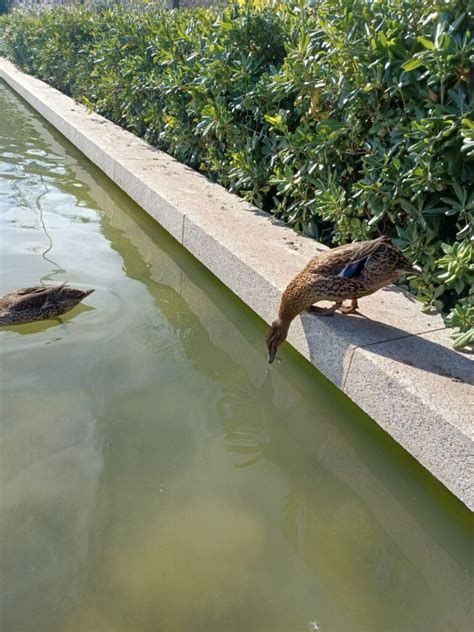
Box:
[1,59,472,510]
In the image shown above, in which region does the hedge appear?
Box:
[1,0,473,347]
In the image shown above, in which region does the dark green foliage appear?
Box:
[1,0,472,346]
[0,0,12,16]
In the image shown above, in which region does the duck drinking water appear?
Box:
[265,236,422,363]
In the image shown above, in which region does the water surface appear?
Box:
[0,81,472,632]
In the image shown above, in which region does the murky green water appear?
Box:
[0,81,472,632]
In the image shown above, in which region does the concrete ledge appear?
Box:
[1,58,472,510]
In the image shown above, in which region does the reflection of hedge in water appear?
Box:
[1,0,472,347]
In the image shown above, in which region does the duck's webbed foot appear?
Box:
[307,302,342,317]
[338,299,358,315]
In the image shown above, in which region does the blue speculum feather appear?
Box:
[338,256,369,279]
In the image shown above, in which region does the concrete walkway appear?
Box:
[1,58,472,509]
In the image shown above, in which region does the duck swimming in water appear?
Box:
[265,236,422,363]
[0,284,94,326]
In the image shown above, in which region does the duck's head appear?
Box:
[265,318,289,364]
[393,248,423,277]
[396,261,423,276]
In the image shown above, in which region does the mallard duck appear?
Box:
[0,284,94,326]
[265,236,422,363]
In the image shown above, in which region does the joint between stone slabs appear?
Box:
[341,345,357,391]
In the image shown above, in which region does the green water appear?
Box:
[0,81,472,632]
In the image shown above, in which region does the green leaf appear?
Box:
[452,183,466,206]
[403,57,423,72]
[452,329,474,350]
[417,36,435,50]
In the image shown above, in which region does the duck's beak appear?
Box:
[397,264,423,275]
[267,346,277,364]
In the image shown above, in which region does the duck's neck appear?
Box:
[278,284,312,326]
[273,316,291,338]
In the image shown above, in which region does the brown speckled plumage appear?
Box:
[265,236,421,363]
[0,284,94,326]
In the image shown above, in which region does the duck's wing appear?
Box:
[308,237,390,277]
[338,257,370,279]
[6,284,67,311]
[13,286,48,295]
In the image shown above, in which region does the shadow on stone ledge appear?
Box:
[301,312,472,386]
